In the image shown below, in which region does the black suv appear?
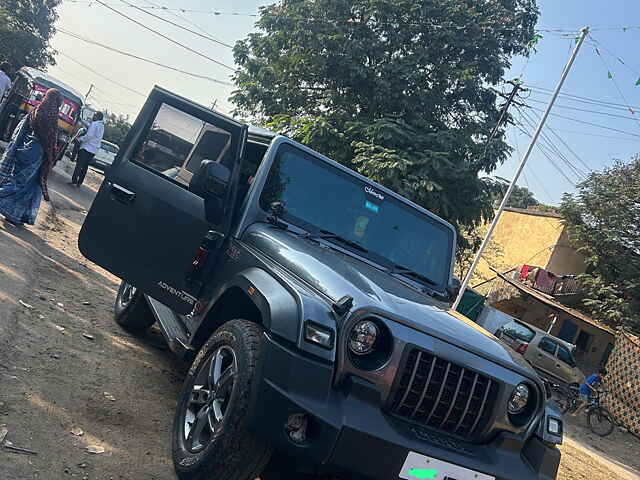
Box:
[79,87,563,480]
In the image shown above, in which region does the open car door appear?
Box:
[79,87,247,314]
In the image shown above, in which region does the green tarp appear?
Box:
[456,288,485,322]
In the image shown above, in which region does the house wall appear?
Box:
[545,227,587,275]
[473,209,566,289]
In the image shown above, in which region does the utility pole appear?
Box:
[85,83,94,103]
[452,26,589,311]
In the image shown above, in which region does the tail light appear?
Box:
[516,343,529,355]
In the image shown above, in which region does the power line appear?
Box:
[93,0,235,71]
[57,28,233,86]
[119,0,234,49]
[58,51,147,97]
[526,84,640,112]
[528,106,640,138]
[64,0,259,16]
[526,98,640,121]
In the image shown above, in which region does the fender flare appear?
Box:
[227,267,300,343]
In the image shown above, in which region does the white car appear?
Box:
[91,140,119,171]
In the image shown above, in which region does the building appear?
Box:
[472,207,587,289]
[486,269,615,372]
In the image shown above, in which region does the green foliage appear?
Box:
[493,177,540,209]
[103,112,132,147]
[0,0,60,70]
[232,0,539,230]
[559,157,640,332]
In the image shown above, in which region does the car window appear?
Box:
[259,144,454,286]
[131,103,210,185]
[538,337,557,355]
[101,143,118,154]
[557,345,576,367]
[501,321,536,343]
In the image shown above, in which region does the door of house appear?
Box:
[558,319,578,343]
[575,330,592,352]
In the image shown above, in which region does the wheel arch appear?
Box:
[190,268,300,351]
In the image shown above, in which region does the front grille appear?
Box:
[390,348,499,441]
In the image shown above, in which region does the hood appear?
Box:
[243,224,538,379]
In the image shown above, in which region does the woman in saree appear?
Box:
[0,88,62,226]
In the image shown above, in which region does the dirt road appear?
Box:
[1,166,638,479]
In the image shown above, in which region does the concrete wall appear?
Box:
[473,209,566,287]
[545,227,587,275]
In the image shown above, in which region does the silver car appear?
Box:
[496,319,585,385]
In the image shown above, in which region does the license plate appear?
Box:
[399,451,495,480]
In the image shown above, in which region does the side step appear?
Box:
[146,296,194,358]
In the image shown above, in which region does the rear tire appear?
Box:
[114,280,156,333]
[587,407,615,437]
[172,319,272,480]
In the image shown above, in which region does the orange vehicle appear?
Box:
[0,67,84,144]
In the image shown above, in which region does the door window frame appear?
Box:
[538,337,558,355]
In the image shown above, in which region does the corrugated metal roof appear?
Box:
[495,270,615,335]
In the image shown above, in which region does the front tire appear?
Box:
[114,280,156,332]
[172,319,272,480]
[587,407,615,437]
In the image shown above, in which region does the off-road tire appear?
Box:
[172,319,272,480]
[114,280,156,332]
[587,407,615,437]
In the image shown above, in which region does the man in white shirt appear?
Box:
[71,111,105,186]
[0,62,12,102]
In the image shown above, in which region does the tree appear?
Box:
[232,0,539,230]
[0,0,61,70]
[493,178,540,209]
[559,157,640,332]
[103,111,132,147]
[455,222,506,285]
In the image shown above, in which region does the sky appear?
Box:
[47,0,640,205]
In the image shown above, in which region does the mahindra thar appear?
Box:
[79,87,563,480]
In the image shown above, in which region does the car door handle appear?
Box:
[110,183,136,204]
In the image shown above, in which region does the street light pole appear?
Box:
[452,26,590,311]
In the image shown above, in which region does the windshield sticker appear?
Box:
[354,216,370,238]
[365,200,379,213]
[364,186,384,201]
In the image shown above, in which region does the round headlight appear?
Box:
[508,383,530,414]
[348,320,378,355]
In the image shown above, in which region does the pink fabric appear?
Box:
[535,269,557,292]
[519,265,530,280]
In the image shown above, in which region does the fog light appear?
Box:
[285,413,308,444]
[304,321,334,349]
[548,417,562,435]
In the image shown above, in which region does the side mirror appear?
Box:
[189,160,231,224]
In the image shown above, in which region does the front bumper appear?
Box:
[247,334,560,480]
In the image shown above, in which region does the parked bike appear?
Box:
[557,386,616,437]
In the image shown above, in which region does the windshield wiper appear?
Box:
[388,264,438,287]
[303,229,369,253]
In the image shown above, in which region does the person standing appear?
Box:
[0,89,63,226]
[71,111,104,186]
[0,62,11,102]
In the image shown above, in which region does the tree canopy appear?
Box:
[560,157,640,332]
[0,0,60,71]
[103,111,132,147]
[232,0,539,229]
[493,178,540,209]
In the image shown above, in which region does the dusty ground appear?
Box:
[1,164,639,479]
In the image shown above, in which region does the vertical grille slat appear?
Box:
[439,367,465,428]
[391,349,498,442]
[469,379,493,435]
[454,373,479,433]
[424,362,451,425]
[410,354,437,419]
[396,350,422,410]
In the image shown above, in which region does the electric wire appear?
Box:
[93,0,235,71]
[57,28,234,86]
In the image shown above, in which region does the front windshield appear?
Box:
[259,144,454,286]
[101,143,118,154]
